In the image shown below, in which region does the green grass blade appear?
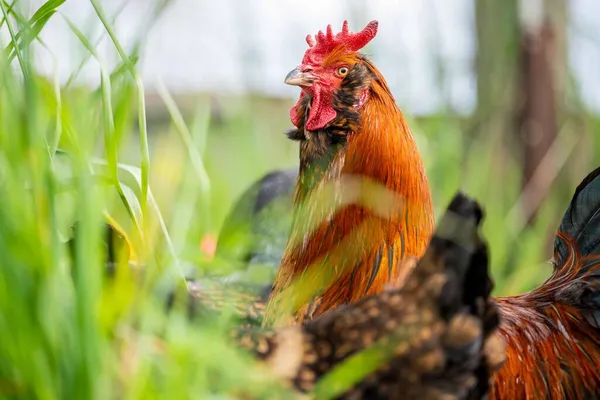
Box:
[90,0,150,217]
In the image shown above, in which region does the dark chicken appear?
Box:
[171,169,297,325]
[240,193,504,399]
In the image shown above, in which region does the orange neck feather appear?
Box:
[267,62,434,323]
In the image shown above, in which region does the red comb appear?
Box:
[301,20,379,65]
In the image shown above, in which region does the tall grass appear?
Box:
[0,1,290,399]
[0,1,598,399]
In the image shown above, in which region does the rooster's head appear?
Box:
[285,20,378,132]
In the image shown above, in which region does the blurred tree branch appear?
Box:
[474,0,520,135]
[471,0,520,207]
[474,0,569,226]
[517,0,567,225]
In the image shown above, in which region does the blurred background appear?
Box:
[9,0,597,294]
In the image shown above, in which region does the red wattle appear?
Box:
[306,85,336,131]
[306,106,336,131]
[289,86,337,131]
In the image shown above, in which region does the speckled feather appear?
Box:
[166,278,268,328]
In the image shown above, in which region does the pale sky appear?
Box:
[3,0,600,115]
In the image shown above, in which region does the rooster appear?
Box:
[240,193,504,399]
[491,166,600,399]
[266,20,434,323]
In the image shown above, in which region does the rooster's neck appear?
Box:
[268,61,434,324]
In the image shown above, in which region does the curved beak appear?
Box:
[284,67,316,87]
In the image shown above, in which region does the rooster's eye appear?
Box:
[337,67,349,77]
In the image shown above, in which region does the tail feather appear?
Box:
[555,166,600,262]
[551,166,600,326]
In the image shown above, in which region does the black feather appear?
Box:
[555,166,600,262]
[552,166,600,328]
